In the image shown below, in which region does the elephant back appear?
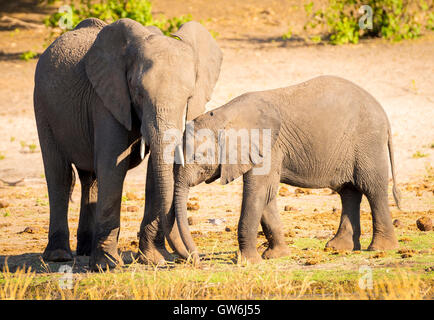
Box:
[35,19,107,89]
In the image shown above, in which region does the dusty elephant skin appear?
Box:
[174,75,401,265]
[33,18,222,270]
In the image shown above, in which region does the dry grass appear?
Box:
[1,259,432,300]
[0,158,432,301]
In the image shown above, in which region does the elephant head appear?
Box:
[173,95,282,264]
[84,18,222,255]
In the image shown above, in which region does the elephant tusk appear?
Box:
[175,144,185,167]
[140,137,146,160]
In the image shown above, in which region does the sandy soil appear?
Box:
[0,0,432,272]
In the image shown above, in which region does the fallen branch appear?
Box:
[0,178,25,186]
[0,15,45,30]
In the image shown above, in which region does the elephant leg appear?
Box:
[90,113,130,271]
[261,197,290,259]
[137,161,174,265]
[76,169,97,256]
[39,125,73,262]
[365,188,399,251]
[237,171,268,264]
[325,185,362,251]
[90,159,127,270]
[357,155,398,251]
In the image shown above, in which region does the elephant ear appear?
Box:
[85,19,134,131]
[172,21,223,121]
[219,102,281,185]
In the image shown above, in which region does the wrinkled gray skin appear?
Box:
[174,76,401,265]
[33,18,222,270]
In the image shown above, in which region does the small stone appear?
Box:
[294,188,304,195]
[278,186,291,197]
[127,206,139,212]
[187,202,200,211]
[332,207,338,214]
[284,205,297,212]
[372,251,386,258]
[224,226,232,232]
[189,197,199,201]
[19,226,43,234]
[416,216,432,231]
[401,253,413,258]
[392,219,401,228]
[187,216,195,225]
[126,192,138,200]
[0,201,9,209]
[285,230,295,237]
[226,209,232,212]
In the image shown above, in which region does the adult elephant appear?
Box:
[33,18,222,270]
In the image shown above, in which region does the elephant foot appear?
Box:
[90,228,123,271]
[136,246,174,266]
[262,244,290,260]
[238,250,263,264]
[76,233,93,256]
[42,248,73,262]
[90,250,124,271]
[43,232,73,262]
[368,233,399,251]
[325,233,360,251]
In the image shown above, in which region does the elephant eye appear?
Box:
[210,112,214,116]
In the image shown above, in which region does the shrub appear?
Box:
[19,50,38,61]
[44,0,192,36]
[301,0,433,44]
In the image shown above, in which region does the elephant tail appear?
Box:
[387,126,402,210]
[69,166,76,203]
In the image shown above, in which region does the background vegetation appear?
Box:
[43,0,192,35]
[293,0,434,44]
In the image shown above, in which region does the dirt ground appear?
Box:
[0,0,433,275]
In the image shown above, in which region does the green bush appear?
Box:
[44,0,192,36]
[301,0,433,44]
[20,50,38,61]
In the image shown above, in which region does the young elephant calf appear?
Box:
[173,75,401,264]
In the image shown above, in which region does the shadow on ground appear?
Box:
[0,0,52,16]
[0,51,40,61]
[0,250,240,273]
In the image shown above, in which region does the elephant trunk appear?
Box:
[149,144,189,259]
[174,180,200,265]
